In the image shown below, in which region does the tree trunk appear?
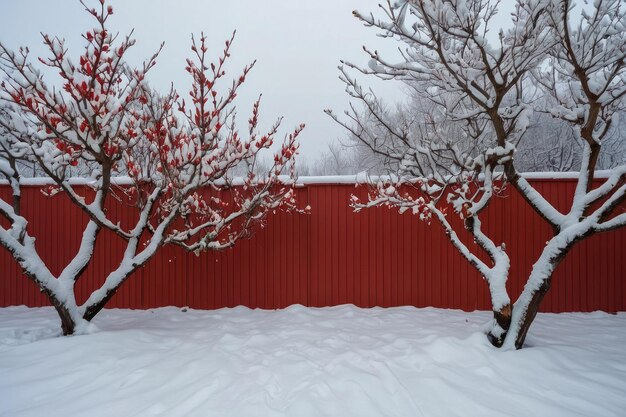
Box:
[513,280,551,349]
[504,234,580,349]
[52,302,77,336]
[487,303,512,347]
[39,286,77,336]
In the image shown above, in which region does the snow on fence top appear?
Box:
[0,171,615,187]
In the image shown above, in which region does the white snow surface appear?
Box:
[1,305,625,417]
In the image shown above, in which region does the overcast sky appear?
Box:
[0,0,516,160]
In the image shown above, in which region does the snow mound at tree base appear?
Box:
[1,305,625,417]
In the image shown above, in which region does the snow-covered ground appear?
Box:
[1,305,625,417]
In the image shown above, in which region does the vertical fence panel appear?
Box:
[1,179,625,313]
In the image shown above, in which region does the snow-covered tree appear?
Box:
[0,1,304,335]
[328,0,626,349]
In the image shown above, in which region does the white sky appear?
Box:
[0,0,515,160]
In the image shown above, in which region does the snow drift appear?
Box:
[1,305,625,417]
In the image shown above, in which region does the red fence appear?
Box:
[1,177,625,312]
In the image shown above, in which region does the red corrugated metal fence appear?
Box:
[1,178,625,312]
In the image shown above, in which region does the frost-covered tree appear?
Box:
[0,1,304,335]
[597,113,626,169]
[326,86,625,175]
[306,142,360,175]
[516,103,626,172]
[328,0,626,349]
[326,92,471,175]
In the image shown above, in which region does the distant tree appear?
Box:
[515,108,583,172]
[516,103,626,172]
[328,0,626,349]
[294,156,312,176]
[306,142,358,175]
[0,1,304,335]
[329,92,626,175]
[327,92,472,175]
[595,112,626,170]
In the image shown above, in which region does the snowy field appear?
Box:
[1,306,625,417]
